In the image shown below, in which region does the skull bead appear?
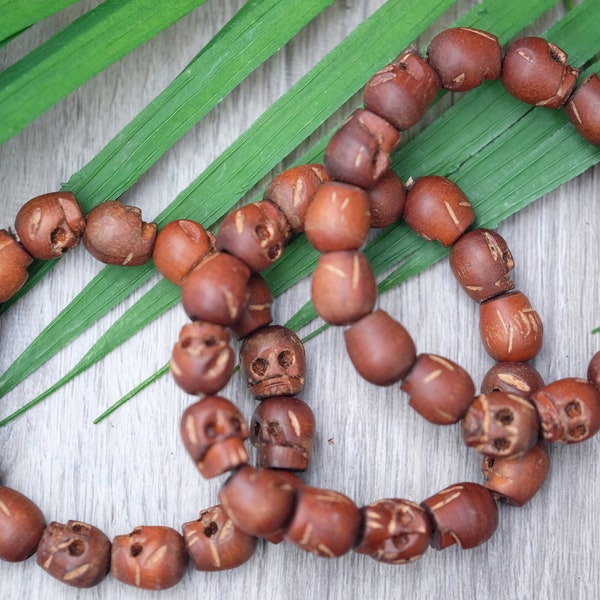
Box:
[180,396,249,478]
[240,325,306,400]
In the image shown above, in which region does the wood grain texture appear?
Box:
[1,1,599,598]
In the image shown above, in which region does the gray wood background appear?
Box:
[1,1,599,598]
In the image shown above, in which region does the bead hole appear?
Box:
[50,226,68,250]
[67,540,85,557]
[130,543,143,557]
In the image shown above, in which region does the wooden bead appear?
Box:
[311,250,376,325]
[479,291,543,362]
[565,73,600,146]
[480,361,545,397]
[401,354,475,425]
[588,350,600,389]
[421,482,498,550]
[0,230,32,302]
[228,273,274,339]
[366,170,406,228]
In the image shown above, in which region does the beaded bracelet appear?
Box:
[1,26,600,591]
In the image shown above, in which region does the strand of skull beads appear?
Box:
[1,27,600,591]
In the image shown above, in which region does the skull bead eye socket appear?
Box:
[494,408,514,426]
[205,422,217,438]
[68,540,86,557]
[266,421,282,439]
[565,399,582,418]
[278,350,294,368]
[251,358,269,377]
[255,224,270,241]
[230,416,242,433]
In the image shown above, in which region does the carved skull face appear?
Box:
[180,396,249,478]
[240,325,306,400]
[461,392,539,457]
[250,396,315,471]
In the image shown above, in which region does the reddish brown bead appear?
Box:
[111,526,187,590]
[482,441,550,506]
[501,37,579,108]
[239,325,306,400]
[83,200,157,266]
[263,164,329,233]
[450,228,515,302]
[285,486,361,558]
[355,498,432,564]
[565,73,600,146]
[427,27,502,91]
[461,391,539,458]
[170,322,235,395]
[219,465,297,538]
[311,250,376,325]
[324,109,400,188]
[0,230,32,302]
[530,377,600,444]
[14,192,86,260]
[228,273,273,339]
[404,176,475,247]
[588,351,600,389]
[180,396,249,479]
[304,181,371,252]
[182,505,257,571]
[0,486,46,562]
[401,354,475,425]
[152,219,215,286]
[481,361,545,397]
[344,309,416,386]
[363,50,441,130]
[421,482,498,550]
[479,291,544,362]
[366,170,406,228]
[261,471,304,544]
[250,396,315,471]
[181,252,251,326]
[216,200,291,272]
[36,521,111,588]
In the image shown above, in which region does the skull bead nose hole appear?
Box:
[251,358,269,377]
[565,400,582,417]
[391,534,409,549]
[255,224,270,241]
[278,350,294,368]
[67,540,85,557]
[253,422,261,437]
[205,422,216,438]
[50,226,68,249]
[230,417,242,433]
[494,408,514,425]
[493,438,510,452]
[203,522,219,538]
[130,543,143,557]
[204,336,218,347]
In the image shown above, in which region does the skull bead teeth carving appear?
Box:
[240,325,306,400]
[180,396,249,479]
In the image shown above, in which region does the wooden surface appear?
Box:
[1,1,599,598]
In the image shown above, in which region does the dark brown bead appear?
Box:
[421,482,498,550]
[401,354,475,425]
[216,200,291,272]
[311,250,376,325]
[324,109,400,188]
[83,200,157,266]
[228,273,273,339]
[355,498,432,564]
[363,50,441,130]
[219,465,297,538]
[250,396,315,471]
[530,377,600,444]
[181,252,251,326]
[263,164,329,233]
[285,486,361,558]
[588,351,600,389]
[366,170,406,228]
[461,391,539,458]
[427,27,502,91]
[450,228,515,302]
[404,175,475,246]
[14,192,85,260]
[170,322,235,395]
[344,309,416,386]
[483,441,550,506]
[152,219,215,286]
[0,486,46,562]
[36,520,111,588]
[111,526,187,590]
[565,73,600,146]
[501,37,579,109]
[0,230,32,302]
[304,181,371,252]
[479,291,544,362]
[481,361,545,397]
[182,505,257,571]
[239,325,306,400]
[180,396,249,479]
[261,471,304,544]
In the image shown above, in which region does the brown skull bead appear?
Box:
[588,350,600,389]
[461,391,540,458]
[565,74,600,146]
[367,170,406,228]
[180,396,249,478]
[240,325,306,400]
[0,230,32,303]
[530,377,600,444]
[355,498,432,564]
[250,396,315,471]
[481,361,545,397]
[36,520,111,588]
[228,272,274,339]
